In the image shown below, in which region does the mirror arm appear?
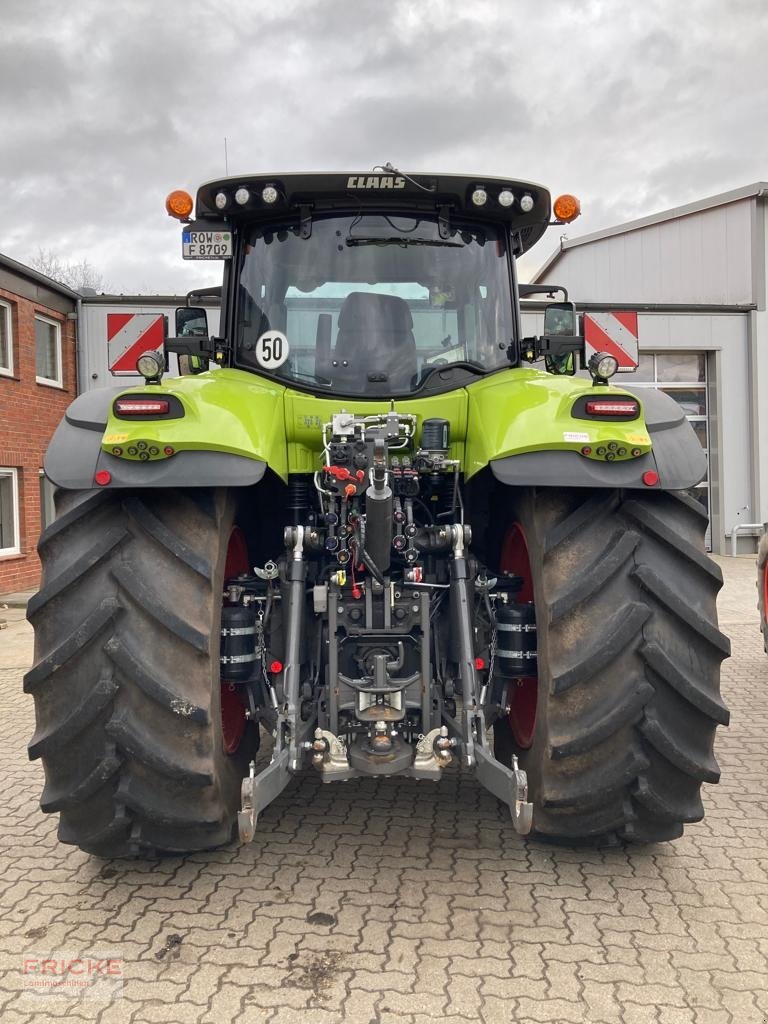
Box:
[518,283,569,301]
[521,335,585,363]
[184,285,222,306]
[165,336,214,358]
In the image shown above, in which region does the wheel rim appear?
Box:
[221,527,249,755]
[500,522,538,749]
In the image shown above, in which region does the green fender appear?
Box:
[466,371,705,490]
[45,370,287,490]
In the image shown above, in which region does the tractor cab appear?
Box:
[235,210,515,396]
[167,171,583,396]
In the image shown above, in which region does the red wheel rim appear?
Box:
[221,527,249,755]
[225,526,250,581]
[221,683,246,755]
[499,522,538,749]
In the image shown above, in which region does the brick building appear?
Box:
[0,255,78,594]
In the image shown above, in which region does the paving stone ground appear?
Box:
[0,556,766,1024]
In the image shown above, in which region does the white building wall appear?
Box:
[546,199,755,306]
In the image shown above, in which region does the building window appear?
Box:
[0,468,20,556]
[39,472,57,531]
[35,315,62,386]
[0,299,12,377]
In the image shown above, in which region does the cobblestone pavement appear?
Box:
[0,557,766,1024]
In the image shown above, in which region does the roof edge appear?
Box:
[81,294,220,305]
[0,253,82,300]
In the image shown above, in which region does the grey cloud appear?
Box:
[1,0,766,292]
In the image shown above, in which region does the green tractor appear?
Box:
[26,170,730,856]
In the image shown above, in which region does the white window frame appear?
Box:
[0,298,13,378]
[0,468,20,556]
[35,314,63,387]
[39,470,57,531]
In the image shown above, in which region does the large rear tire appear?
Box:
[493,488,730,844]
[25,487,253,857]
[758,530,768,654]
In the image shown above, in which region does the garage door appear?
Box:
[630,351,711,547]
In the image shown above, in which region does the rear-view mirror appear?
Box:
[176,306,209,337]
[543,301,577,337]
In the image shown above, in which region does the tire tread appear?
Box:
[509,487,728,845]
[27,487,246,856]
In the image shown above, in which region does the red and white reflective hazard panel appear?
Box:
[107,313,165,375]
[583,312,639,372]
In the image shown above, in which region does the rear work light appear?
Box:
[114,399,170,415]
[585,400,639,417]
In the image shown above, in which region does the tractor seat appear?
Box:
[332,292,417,391]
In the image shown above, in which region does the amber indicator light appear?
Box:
[165,189,194,219]
[553,193,581,222]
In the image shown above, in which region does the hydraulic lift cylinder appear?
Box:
[365,442,393,576]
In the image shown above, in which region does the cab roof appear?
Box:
[195,172,552,255]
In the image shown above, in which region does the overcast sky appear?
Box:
[2,0,767,294]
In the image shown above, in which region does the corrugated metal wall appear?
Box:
[545,199,754,306]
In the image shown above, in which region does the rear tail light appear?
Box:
[584,400,639,417]
[114,399,170,416]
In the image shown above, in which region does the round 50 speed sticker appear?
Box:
[255,330,290,369]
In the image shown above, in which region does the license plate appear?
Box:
[182,230,233,259]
